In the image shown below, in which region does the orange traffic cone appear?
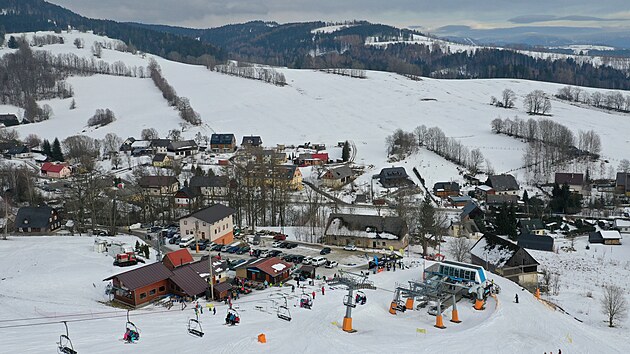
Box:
[257,333,266,343]
[405,297,414,310]
[474,299,485,311]
[450,309,461,323]
[434,314,446,329]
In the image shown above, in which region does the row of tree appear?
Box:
[320,68,366,79]
[213,63,287,86]
[87,109,116,127]
[147,59,202,125]
[556,85,630,113]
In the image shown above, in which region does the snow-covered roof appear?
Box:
[470,235,519,268]
[600,230,622,240]
[476,185,494,191]
[325,215,404,240]
[271,263,287,272]
[613,219,630,228]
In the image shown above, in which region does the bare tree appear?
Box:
[618,159,630,173]
[469,148,483,175]
[91,41,102,58]
[447,237,471,262]
[501,89,516,108]
[141,128,159,141]
[24,134,41,148]
[524,90,552,115]
[601,285,627,327]
[102,133,122,155]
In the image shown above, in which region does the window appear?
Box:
[201,232,205,237]
[140,293,147,299]
[184,220,188,225]
[382,242,386,246]
[149,289,156,296]
[158,286,165,292]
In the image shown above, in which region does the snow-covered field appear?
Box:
[1,235,626,353]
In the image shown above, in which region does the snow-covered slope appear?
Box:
[2,31,630,187]
[0,236,625,353]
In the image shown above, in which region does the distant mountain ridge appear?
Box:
[0,0,225,62]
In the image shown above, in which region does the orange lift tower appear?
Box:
[327,269,376,333]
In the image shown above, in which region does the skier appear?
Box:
[291,285,295,293]
[515,294,519,303]
[321,286,325,295]
[312,291,316,300]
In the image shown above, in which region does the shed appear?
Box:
[517,234,554,252]
[589,231,622,245]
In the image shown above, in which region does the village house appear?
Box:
[433,181,460,198]
[150,139,171,155]
[210,133,237,153]
[0,113,20,127]
[324,213,409,250]
[320,165,353,188]
[517,233,554,252]
[104,249,228,307]
[460,201,484,222]
[14,206,61,234]
[6,145,31,159]
[241,135,263,148]
[555,172,585,194]
[278,165,303,191]
[168,140,198,159]
[475,185,495,199]
[119,137,136,152]
[152,154,172,167]
[246,164,303,191]
[260,149,287,164]
[448,195,472,208]
[486,194,519,207]
[485,174,520,195]
[377,167,414,188]
[470,234,539,287]
[296,152,329,167]
[518,219,546,236]
[174,186,201,208]
[138,176,180,196]
[589,230,622,245]
[41,162,71,179]
[238,257,292,285]
[613,219,630,234]
[189,175,229,200]
[448,220,482,239]
[179,204,236,245]
[615,173,630,197]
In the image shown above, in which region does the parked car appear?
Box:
[169,235,181,244]
[268,250,283,258]
[293,255,305,264]
[260,250,270,258]
[178,236,195,248]
[227,245,241,253]
[211,244,223,251]
[344,244,357,251]
[286,242,298,249]
[325,260,338,268]
[320,247,332,255]
[282,254,295,262]
[236,245,250,255]
[279,241,290,248]
[251,249,261,257]
[272,241,283,248]
[302,256,313,265]
[311,256,327,267]
[273,234,287,241]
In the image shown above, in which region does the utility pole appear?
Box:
[3,190,8,240]
[209,253,215,301]
[195,220,200,254]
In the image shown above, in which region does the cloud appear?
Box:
[47,0,630,29]
[509,14,626,24]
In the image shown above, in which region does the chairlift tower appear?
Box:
[326,269,375,333]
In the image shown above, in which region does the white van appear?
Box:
[178,236,194,248]
[311,256,327,267]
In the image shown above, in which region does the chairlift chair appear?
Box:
[57,321,77,354]
[277,305,292,321]
[356,290,367,305]
[124,310,140,343]
[300,294,313,309]
[226,307,240,325]
[187,314,204,337]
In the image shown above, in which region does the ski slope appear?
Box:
[0,235,626,353]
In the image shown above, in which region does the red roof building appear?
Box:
[163,249,194,270]
[41,162,71,178]
[243,257,293,284]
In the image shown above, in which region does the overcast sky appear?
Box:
[48,0,630,30]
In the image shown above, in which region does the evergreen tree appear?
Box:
[343,141,351,161]
[42,139,52,158]
[522,190,529,204]
[51,138,64,161]
[7,35,18,49]
[495,203,517,240]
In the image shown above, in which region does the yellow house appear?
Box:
[244,164,303,191]
[152,154,172,167]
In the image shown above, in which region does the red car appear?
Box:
[273,234,287,241]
